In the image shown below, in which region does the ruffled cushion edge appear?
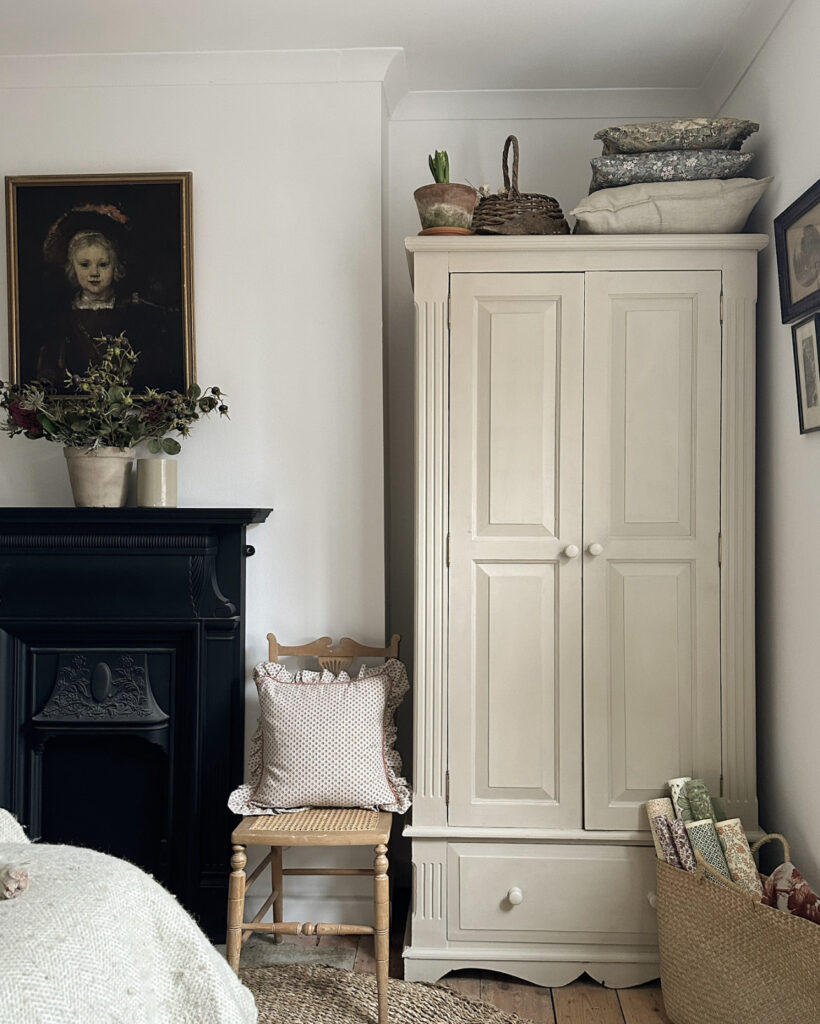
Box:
[228,658,412,816]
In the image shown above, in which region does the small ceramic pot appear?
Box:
[63,446,135,507]
[137,458,178,508]
[413,182,478,232]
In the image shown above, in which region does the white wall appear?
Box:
[0,55,387,920]
[720,0,820,880]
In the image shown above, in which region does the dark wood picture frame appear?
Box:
[774,176,820,324]
[5,172,194,393]
[792,313,820,434]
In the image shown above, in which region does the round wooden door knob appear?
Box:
[507,886,524,905]
[562,544,580,559]
[587,542,604,556]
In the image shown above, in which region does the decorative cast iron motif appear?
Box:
[33,654,169,724]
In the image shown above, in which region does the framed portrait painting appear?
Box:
[5,172,194,394]
[774,177,820,324]
[792,313,820,434]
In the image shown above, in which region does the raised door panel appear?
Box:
[584,271,722,831]
[448,273,584,828]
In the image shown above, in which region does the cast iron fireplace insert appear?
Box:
[0,506,270,940]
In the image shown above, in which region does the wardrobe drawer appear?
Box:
[447,843,658,944]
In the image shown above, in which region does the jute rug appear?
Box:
[241,963,533,1024]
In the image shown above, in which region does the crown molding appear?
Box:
[390,87,710,122]
[0,47,402,90]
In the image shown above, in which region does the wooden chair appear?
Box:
[226,633,401,1024]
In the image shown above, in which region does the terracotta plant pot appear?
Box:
[63,446,135,507]
[414,183,478,232]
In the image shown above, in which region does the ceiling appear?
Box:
[0,0,782,93]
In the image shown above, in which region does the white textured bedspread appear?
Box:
[0,810,257,1023]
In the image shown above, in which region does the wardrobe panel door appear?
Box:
[448,273,584,828]
[584,271,722,831]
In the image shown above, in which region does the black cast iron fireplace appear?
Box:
[0,507,270,940]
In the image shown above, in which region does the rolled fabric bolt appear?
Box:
[652,815,682,869]
[645,798,676,859]
[716,818,763,899]
[670,818,697,873]
[684,778,716,822]
[0,863,29,899]
[667,776,693,821]
[685,818,731,879]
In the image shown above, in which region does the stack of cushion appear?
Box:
[570,117,771,234]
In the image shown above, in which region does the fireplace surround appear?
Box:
[0,506,270,939]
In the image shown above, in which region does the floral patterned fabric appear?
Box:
[652,815,682,869]
[716,818,763,899]
[670,818,697,873]
[593,117,759,154]
[762,862,820,923]
[589,149,753,191]
[228,659,411,815]
[667,776,693,822]
[645,797,676,858]
[682,778,717,822]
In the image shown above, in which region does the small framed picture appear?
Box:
[774,177,820,324]
[792,314,820,434]
[5,172,194,394]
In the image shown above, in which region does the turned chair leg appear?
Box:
[271,845,284,943]
[226,844,247,973]
[373,843,390,1024]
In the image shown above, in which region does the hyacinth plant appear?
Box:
[0,334,228,454]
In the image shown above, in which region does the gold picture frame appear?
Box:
[6,172,194,393]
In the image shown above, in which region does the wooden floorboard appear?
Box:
[436,969,483,1001]
[552,980,626,1023]
[482,972,556,1024]
[617,984,672,1024]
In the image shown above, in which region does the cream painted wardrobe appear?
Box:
[403,235,766,988]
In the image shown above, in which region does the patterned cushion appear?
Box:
[228,660,411,814]
[593,117,759,154]
[589,150,753,192]
[762,862,820,924]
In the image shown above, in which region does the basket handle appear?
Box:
[750,832,790,863]
[501,135,521,196]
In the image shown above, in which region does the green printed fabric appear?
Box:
[683,778,716,822]
[685,818,732,879]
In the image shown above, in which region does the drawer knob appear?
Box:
[562,544,580,559]
[587,542,604,556]
[507,886,524,906]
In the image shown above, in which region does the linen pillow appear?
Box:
[589,150,753,191]
[594,117,759,154]
[228,659,411,814]
[570,177,772,234]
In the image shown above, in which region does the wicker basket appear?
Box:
[656,835,820,1024]
[472,135,569,235]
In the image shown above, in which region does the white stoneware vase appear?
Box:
[63,446,135,507]
[136,458,178,507]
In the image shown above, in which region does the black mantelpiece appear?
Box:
[0,507,270,940]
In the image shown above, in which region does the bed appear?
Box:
[0,809,257,1023]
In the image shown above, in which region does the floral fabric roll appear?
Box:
[670,818,697,873]
[716,818,763,899]
[683,778,716,822]
[685,818,732,879]
[652,815,682,869]
[645,798,676,859]
[667,776,693,821]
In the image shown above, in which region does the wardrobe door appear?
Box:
[583,271,722,831]
[447,273,584,828]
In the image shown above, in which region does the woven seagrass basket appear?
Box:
[472,135,569,235]
[656,835,820,1024]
